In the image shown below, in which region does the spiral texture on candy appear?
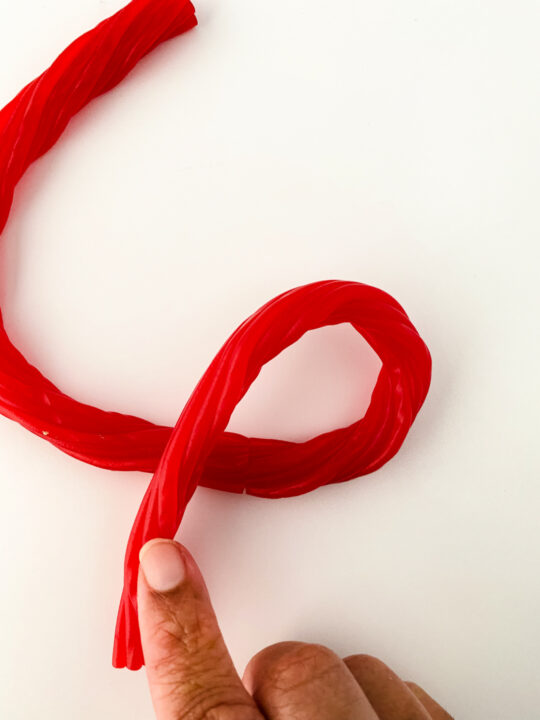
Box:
[0,0,432,670]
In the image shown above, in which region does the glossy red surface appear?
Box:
[0,0,431,669]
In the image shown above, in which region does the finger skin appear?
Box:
[344,654,431,720]
[137,539,262,720]
[406,682,454,720]
[243,641,379,720]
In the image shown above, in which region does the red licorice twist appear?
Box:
[0,0,432,670]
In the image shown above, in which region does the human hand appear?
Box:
[137,539,453,720]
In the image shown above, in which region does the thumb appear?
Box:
[137,539,263,720]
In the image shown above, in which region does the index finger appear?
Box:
[137,539,264,720]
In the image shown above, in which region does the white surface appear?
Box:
[0,1,539,718]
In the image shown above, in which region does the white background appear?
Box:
[0,1,539,718]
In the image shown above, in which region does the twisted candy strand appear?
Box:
[0,0,432,671]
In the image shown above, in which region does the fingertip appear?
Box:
[139,538,186,593]
[138,537,179,563]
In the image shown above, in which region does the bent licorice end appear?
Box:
[0,0,432,670]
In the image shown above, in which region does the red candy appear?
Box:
[0,0,432,670]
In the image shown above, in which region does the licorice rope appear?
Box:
[0,0,432,669]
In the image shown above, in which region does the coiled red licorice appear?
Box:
[0,0,432,670]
